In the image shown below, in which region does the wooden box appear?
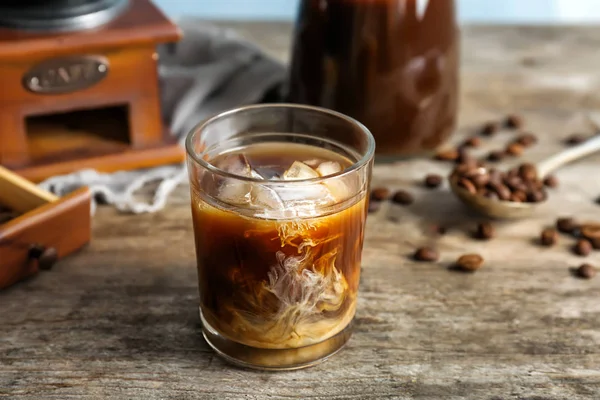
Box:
[0,166,91,290]
[0,0,184,183]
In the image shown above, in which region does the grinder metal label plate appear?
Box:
[23,56,109,95]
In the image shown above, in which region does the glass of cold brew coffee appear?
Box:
[185,104,375,370]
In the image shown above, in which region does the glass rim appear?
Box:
[184,103,376,185]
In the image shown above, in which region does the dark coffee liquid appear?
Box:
[191,143,367,352]
[287,0,459,156]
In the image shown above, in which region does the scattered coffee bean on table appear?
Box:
[515,133,538,147]
[573,239,592,256]
[455,254,484,272]
[543,175,559,188]
[487,150,505,162]
[505,143,524,156]
[371,187,391,201]
[424,174,443,189]
[575,263,597,279]
[475,222,494,240]
[565,134,587,146]
[580,223,600,249]
[505,114,524,129]
[462,137,481,148]
[556,217,578,234]
[434,148,460,162]
[414,247,439,262]
[481,121,500,136]
[391,190,414,206]
[540,228,558,246]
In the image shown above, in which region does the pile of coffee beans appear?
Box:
[451,162,549,203]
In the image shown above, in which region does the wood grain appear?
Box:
[2,23,600,399]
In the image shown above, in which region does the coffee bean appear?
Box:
[475,222,494,240]
[488,168,502,183]
[576,263,597,279]
[368,201,381,213]
[565,134,587,146]
[414,247,439,262]
[371,187,391,201]
[510,191,527,202]
[470,173,490,188]
[392,190,414,206]
[485,191,500,201]
[481,121,500,136]
[455,254,484,272]
[543,175,559,188]
[435,148,460,161]
[540,228,558,246]
[556,217,578,234]
[506,143,524,157]
[424,174,443,189]
[505,114,524,129]
[518,163,538,182]
[516,133,538,147]
[489,182,512,201]
[573,239,592,256]
[458,178,477,194]
[580,224,600,249]
[526,190,546,203]
[462,137,481,148]
[504,175,524,191]
[487,150,505,162]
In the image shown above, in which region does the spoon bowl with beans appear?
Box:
[449,134,600,219]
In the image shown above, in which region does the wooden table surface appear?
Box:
[3,22,600,400]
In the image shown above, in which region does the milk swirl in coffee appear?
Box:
[191,142,367,354]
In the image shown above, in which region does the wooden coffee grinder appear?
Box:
[0,0,184,182]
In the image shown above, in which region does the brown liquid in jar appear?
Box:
[287,0,459,157]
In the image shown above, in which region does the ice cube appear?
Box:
[217,154,252,177]
[316,161,342,177]
[303,159,321,169]
[275,184,333,205]
[217,155,273,205]
[219,179,251,205]
[252,166,281,180]
[282,161,320,181]
[250,183,285,210]
[317,161,351,201]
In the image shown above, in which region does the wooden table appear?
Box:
[2,22,600,399]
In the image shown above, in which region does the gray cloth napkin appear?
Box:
[38,18,286,214]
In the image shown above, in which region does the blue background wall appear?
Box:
[153,0,600,23]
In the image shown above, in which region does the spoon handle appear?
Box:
[536,134,600,177]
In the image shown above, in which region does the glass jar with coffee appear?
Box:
[287,0,460,158]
